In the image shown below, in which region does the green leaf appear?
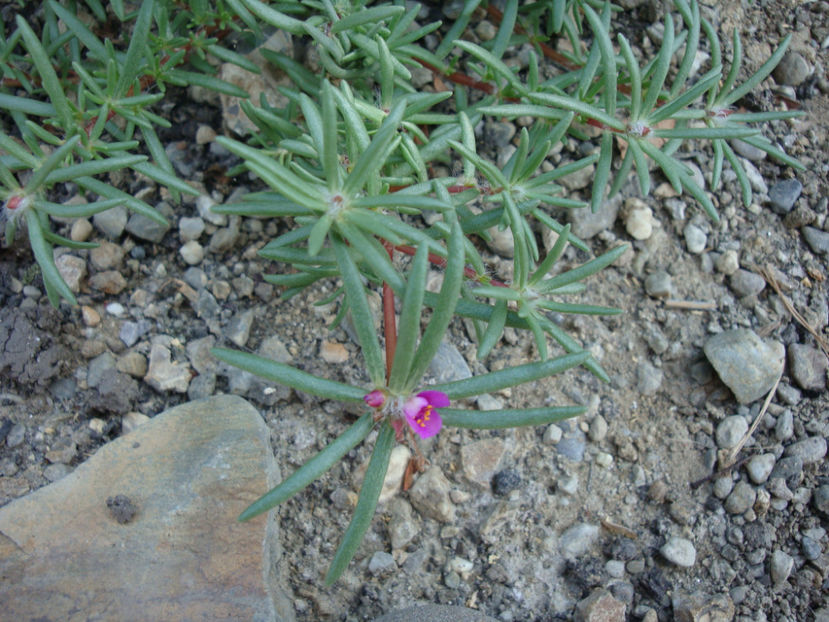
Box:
[720,34,791,107]
[15,16,72,127]
[239,413,374,521]
[441,405,585,429]
[642,11,674,114]
[388,244,429,392]
[590,133,613,212]
[24,135,80,193]
[538,243,629,293]
[406,212,464,389]
[47,0,108,62]
[332,235,386,386]
[211,347,366,402]
[343,99,406,196]
[166,69,250,98]
[325,421,394,585]
[529,92,625,132]
[330,5,404,34]
[115,0,153,95]
[26,209,76,306]
[240,0,305,34]
[431,351,591,399]
[583,4,616,115]
[44,154,146,185]
[0,93,56,117]
[206,44,260,74]
[476,299,507,360]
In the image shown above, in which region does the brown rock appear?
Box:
[575,588,626,622]
[88,270,127,294]
[461,438,505,489]
[672,591,735,622]
[0,395,294,622]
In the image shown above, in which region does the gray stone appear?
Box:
[741,158,767,194]
[408,466,455,523]
[731,139,767,161]
[6,423,25,448]
[428,340,472,384]
[801,536,821,560]
[557,428,587,461]
[388,498,418,550]
[643,324,669,354]
[90,368,139,415]
[802,226,829,255]
[569,193,621,239]
[769,550,794,586]
[88,352,117,388]
[775,409,794,441]
[683,223,707,254]
[715,415,748,449]
[485,120,516,149]
[116,351,148,379]
[729,269,766,298]
[636,361,663,395]
[771,456,803,486]
[746,454,776,484]
[703,329,785,404]
[724,481,756,514]
[144,343,192,393]
[787,344,828,391]
[767,179,803,214]
[375,605,497,622]
[660,536,696,568]
[714,249,740,275]
[784,436,827,464]
[187,373,216,401]
[227,309,255,348]
[814,485,829,514]
[119,319,151,347]
[197,194,227,226]
[92,205,128,238]
[0,395,293,622]
[713,476,734,499]
[560,523,600,559]
[588,415,608,443]
[560,163,595,191]
[126,212,170,243]
[772,52,812,86]
[89,241,125,271]
[644,271,672,298]
[179,216,206,241]
[368,551,396,575]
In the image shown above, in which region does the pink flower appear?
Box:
[364,389,386,408]
[402,390,449,439]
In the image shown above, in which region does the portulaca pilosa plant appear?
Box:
[0,0,802,583]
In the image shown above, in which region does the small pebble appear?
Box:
[784,436,827,465]
[767,179,803,214]
[625,205,656,240]
[724,481,756,514]
[644,271,672,298]
[179,216,206,242]
[787,344,828,391]
[775,410,794,441]
[320,341,349,364]
[70,218,93,242]
[769,549,793,585]
[179,240,205,265]
[715,415,748,449]
[368,551,396,575]
[492,469,521,496]
[715,250,740,275]
[729,269,765,298]
[683,223,707,254]
[746,453,776,484]
[660,536,696,567]
[588,415,608,442]
[802,226,829,255]
[772,51,812,86]
[543,424,562,444]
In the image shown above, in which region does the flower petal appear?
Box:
[406,406,442,439]
[417,390,450,408]
[402,396,428,419]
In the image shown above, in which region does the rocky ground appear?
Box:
[1,1,828,620]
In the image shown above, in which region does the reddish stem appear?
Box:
[382,241,398,381]
[393,244,508,288]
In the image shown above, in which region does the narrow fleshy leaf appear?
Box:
[211,347,366,402]
[239,413,374,521]
[325,422,394,585]
[442,405,585,429]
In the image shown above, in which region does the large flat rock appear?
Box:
[0,394,293,622]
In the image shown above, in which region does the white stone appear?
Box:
[179,240,204,265]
